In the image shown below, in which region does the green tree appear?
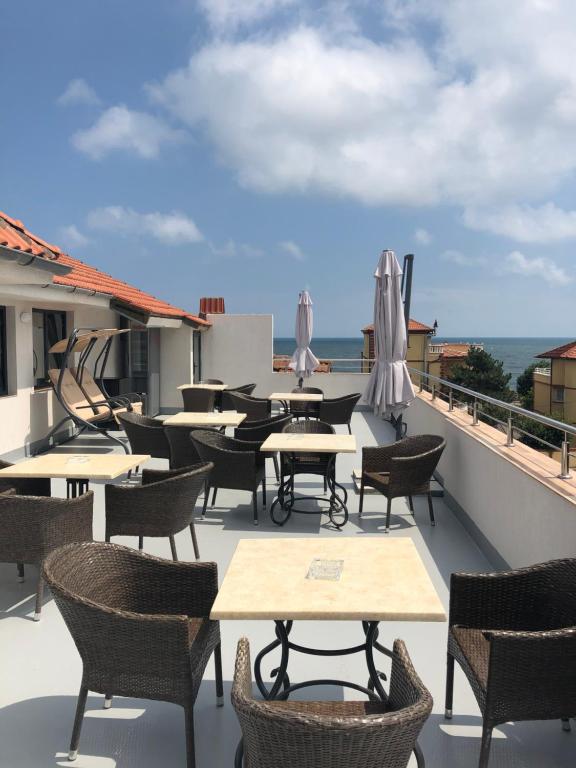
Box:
[516,360,550,409]
[447,347,514,402]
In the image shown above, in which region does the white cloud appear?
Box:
[198,0,297,30]
[86,207,203,245]
[441,249,486,267]
[208,240,263,258]
[414,227,432,245]
[147,2,576,208]
[72,106,186,160]
[58,225,89,249]
[464,203,576,243]
[57,78,100,106]
[279,240,306,260]
[502,251,572,285]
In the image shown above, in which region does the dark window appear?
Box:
[33,309,66,388]
[0,306,7,396]
[193,331,201,383]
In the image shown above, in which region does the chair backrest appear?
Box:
[181,387,216,413]
[319,393,361,424]
[228,391,271,421]
[388,435,445,496]
[221,384,256,410]
[290,386,323,417]
[117,411,171,460]
[234,414,292,442]
[48,369,106,423]
[283,419,334,436]
[200,378,223,385]
[165,425,203,469]
[291,386,323,395]
[232,637,432,768]
[70,367,111,417]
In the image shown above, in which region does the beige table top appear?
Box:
[177,383,228,391]
[163,411,246,427]
[211,538,446,622]
[261,433,356,454]
[0,453,150,480]
[269,392,323,402]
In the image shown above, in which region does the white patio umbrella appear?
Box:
[288,290,320,387]
[364,250,415,418]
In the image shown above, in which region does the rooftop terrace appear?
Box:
[1,410,573,768]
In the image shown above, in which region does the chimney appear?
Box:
[199,297,225,318]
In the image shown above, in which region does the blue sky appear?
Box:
[2,1,576,337]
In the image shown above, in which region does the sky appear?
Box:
[2,0,576,337]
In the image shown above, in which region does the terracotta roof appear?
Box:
[432,343,472,359]
[0,211,209,327]
[362,319,433,334]
[537,341,576,360]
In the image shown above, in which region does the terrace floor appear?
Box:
[0,411,573,768]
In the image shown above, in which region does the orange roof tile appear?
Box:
[433,343,472,359]
[0,211,209,327]
[362,319,433,334]
[537,341,576,360]
[200,297,225,314]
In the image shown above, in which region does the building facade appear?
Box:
[533,341,576,423]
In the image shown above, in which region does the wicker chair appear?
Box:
[181,387,216,413]
[319,393,361,434]
[105,463,212,560]
[43,542,222,767]
[0,492,93,620]
[290,386,323,419]
[117,412,170,460]
[234,414,293,482]
[359,435,445,533]
[200,379,223,385]
[232,636,432,768]
[446,558,576,768]
[0,458,51,496]
[191,430,266,525]
[228,391,271,422]
[221,384,256,411]
[165,425,205,469]
[280,420,335,494]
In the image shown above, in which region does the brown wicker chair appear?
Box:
[221,384,256,411]
[200,378,223,385]
[117,411,170,460]
[280,420,335,494]
[227,391,271,422]
[43,541,222,767]
[319,393,361,434]
[105,463,212,560]
[232,636,432,768]
[0,491,93,620]
[234,414,293,481]
[165,425,205,469]
[359,435,445,533]
[181,387,216,413]
[191,430,266,525]
[290,386,323,419]
[0,458,51,496]
[445,558,576,768]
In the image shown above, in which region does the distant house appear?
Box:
[427,342,484,380]
[533,341,576,423]
[361,319,435,378]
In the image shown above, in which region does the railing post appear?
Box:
[472,400,479,426]
[448,390,454,412]
[419,375,423,393]
[505,416,514,447]
[560,436,572,479]
[431,383,436,400]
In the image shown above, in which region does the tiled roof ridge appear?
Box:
[537,340,576,360]
[362,318,433,333]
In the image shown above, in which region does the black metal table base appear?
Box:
[66,479,89,498]
[270,455,349,529]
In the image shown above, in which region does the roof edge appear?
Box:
[0,244,71,277]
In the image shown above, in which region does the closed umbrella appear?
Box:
[288,290,320,388]
[364,250,415,420]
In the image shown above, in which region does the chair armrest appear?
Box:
[140,464,207,485]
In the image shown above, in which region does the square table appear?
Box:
[268,392,323,402]
[177,383,228,391]
[211,537,445,701]
[260,433,356,528]
[163,411,246,428]
[0,452,150,497]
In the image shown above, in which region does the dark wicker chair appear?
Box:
[0,492,93,620]
[181,387,216,413]
[359,435,445,533]
[445,558,576,768]
[221,384,256,411]
[235,413,293,482]
[105,463,212,560]
[200,379,223,385]
[319,393,361,434]
[165,425,205,469]
[290,386,323,419]
[280,420,335,494]
[0,458,51,496]
[232,636,432,768]
[228,391,271,422]
[43,542,222,767]
[191,430,266,525]
[117,412,170,460]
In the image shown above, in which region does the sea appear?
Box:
[274,337,570,387]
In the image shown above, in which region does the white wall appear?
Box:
[405,394,576,568]
[159,323,195,410]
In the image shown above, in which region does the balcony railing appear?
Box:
[534,367,551,376]
[408,367,576,479]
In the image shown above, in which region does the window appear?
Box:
[552,386,565,403]
[32,309,66,388]
[0,306,7,396]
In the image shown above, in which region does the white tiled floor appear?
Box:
[0,412,573,767]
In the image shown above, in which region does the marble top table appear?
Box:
[261,433,356,454]
[268,391,323,402]
[0,452,150,497]
[163,411,246,427]
[177,383,228,391]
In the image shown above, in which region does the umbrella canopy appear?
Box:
[364,250,415,416]
[288,290,320,383]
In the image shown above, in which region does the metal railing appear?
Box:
[534,367,551,376]
[408,367,576,480]
[273,357,375,373]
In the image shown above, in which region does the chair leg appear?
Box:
[478,723,493,768]
[34,574,45,621]
[408,495,414,513]
[17,562,25,582]
[169,535,178,561]
[273,454,280,482]
[324,475,327,493]
[561,718,571,732]
[252,491,259,526]
[234,740,244,768]
[138,536,144,550]
[201,488,209,520]
[262,479,267,510]
[68,684,89,761]
[190,524,200,560]
[445,652,454,718]
[214,643,224,706]
[385,497,392,533]
[211,487,217,506]
[184,705,196,768]
[359,477,365,516]
[347,422,352,435]
[427,492,436,526]
[104,695,113,709]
